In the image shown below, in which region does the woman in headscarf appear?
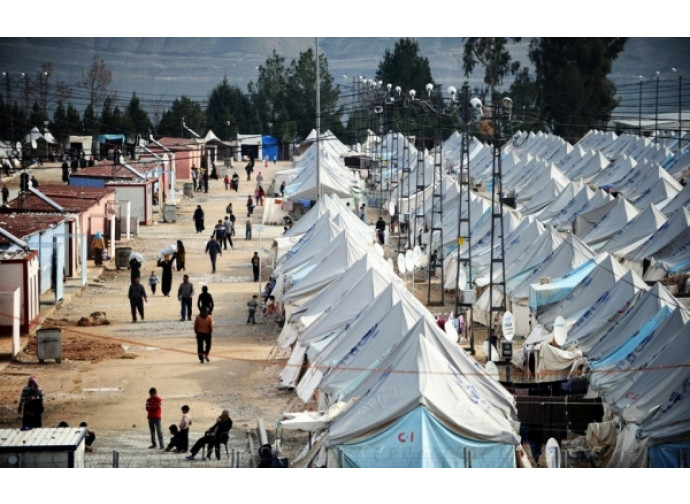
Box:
[157,253,176,297]
[129,254,142,283]
[91,231,106,267]
[18,375,44,414]
[175,240,186,271]
[193,205,205,234]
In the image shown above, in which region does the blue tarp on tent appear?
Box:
[332,406,515,468]
[529,258,597,311]
[649,440,690,467]
[262,135,278,161]
[95,134,125,144]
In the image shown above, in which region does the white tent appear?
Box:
[510,233,596,302]
[575,198,640,246]
[574,282,683,359]
[284,141,361,201]
[537,253,633,328]
[322,316,519,467]
[623,206,690,274]
[565,269,649,347]
[299,284,427,403]
[600,203,668,258]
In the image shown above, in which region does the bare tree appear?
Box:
[79,54,113,112]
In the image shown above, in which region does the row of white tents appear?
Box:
[268,127,690,467]
[268,194,521,468]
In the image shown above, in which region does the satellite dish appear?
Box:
[545,438,561,468]
[405,250,414,272]
[457,266,467,290]
[485,361,499,381]
[413,245,422,268]
[388,200,396,217]
[502,311,516,342]
[374,243,384,257]
[553,316,567,347]
[397,253,406,274]
[444,318,458,343]
[483,341,499,362]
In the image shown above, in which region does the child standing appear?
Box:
[178,404,192,452]
[148,270,159,295]
[246,219,252,240]
[247,295,258,324]
[223,174,230,190]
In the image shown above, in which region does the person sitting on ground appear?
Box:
[185,409,233,461]
[165,424,185,452]
[80,421,96,452]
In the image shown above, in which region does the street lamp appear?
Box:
[655,70,660,140]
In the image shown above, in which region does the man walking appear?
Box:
[251,251,260,282]
[128,276,148,323]
[222,216,233,250]
[177,274,194,321]
[194,307,214,363]
[205,236,223,273]
[214,219,225,244]
[197,285,214,315]
[376,215,386,245]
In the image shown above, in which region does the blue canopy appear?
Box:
[262,135,278,161]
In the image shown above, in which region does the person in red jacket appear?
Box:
[146,387,164,449]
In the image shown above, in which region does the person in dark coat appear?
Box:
[21,390,44,430]
[193,205,205,234]
[157,254,176,296]
[129,255,142,283]
[61,160,70,183]
[205,237,222,273]
[244,156,254,181]
[185,409,232,461]
[128,276,147,322]
[175,240,186,271]
[197,285,214,315]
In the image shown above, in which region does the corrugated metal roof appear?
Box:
[0,427,86,451]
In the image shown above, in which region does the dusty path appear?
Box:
[0,159,299,442]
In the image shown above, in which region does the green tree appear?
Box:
[507,67,544,132]
[158,96,205,138]
[51,101,68,141]
[463,38,522,106]
[248,50,288,136]
[125,92,152,137]
[30,101,47,129]
[83,104,98,135]
[285,47,344,139]
[528,37,626,141]
[65,103,83,134]
[375,38,434,95]
[374,38,435,139]
[206,76,252,139]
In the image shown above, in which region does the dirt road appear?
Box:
[0,159,300,448]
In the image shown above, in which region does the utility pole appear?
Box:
[315,37,321,200]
